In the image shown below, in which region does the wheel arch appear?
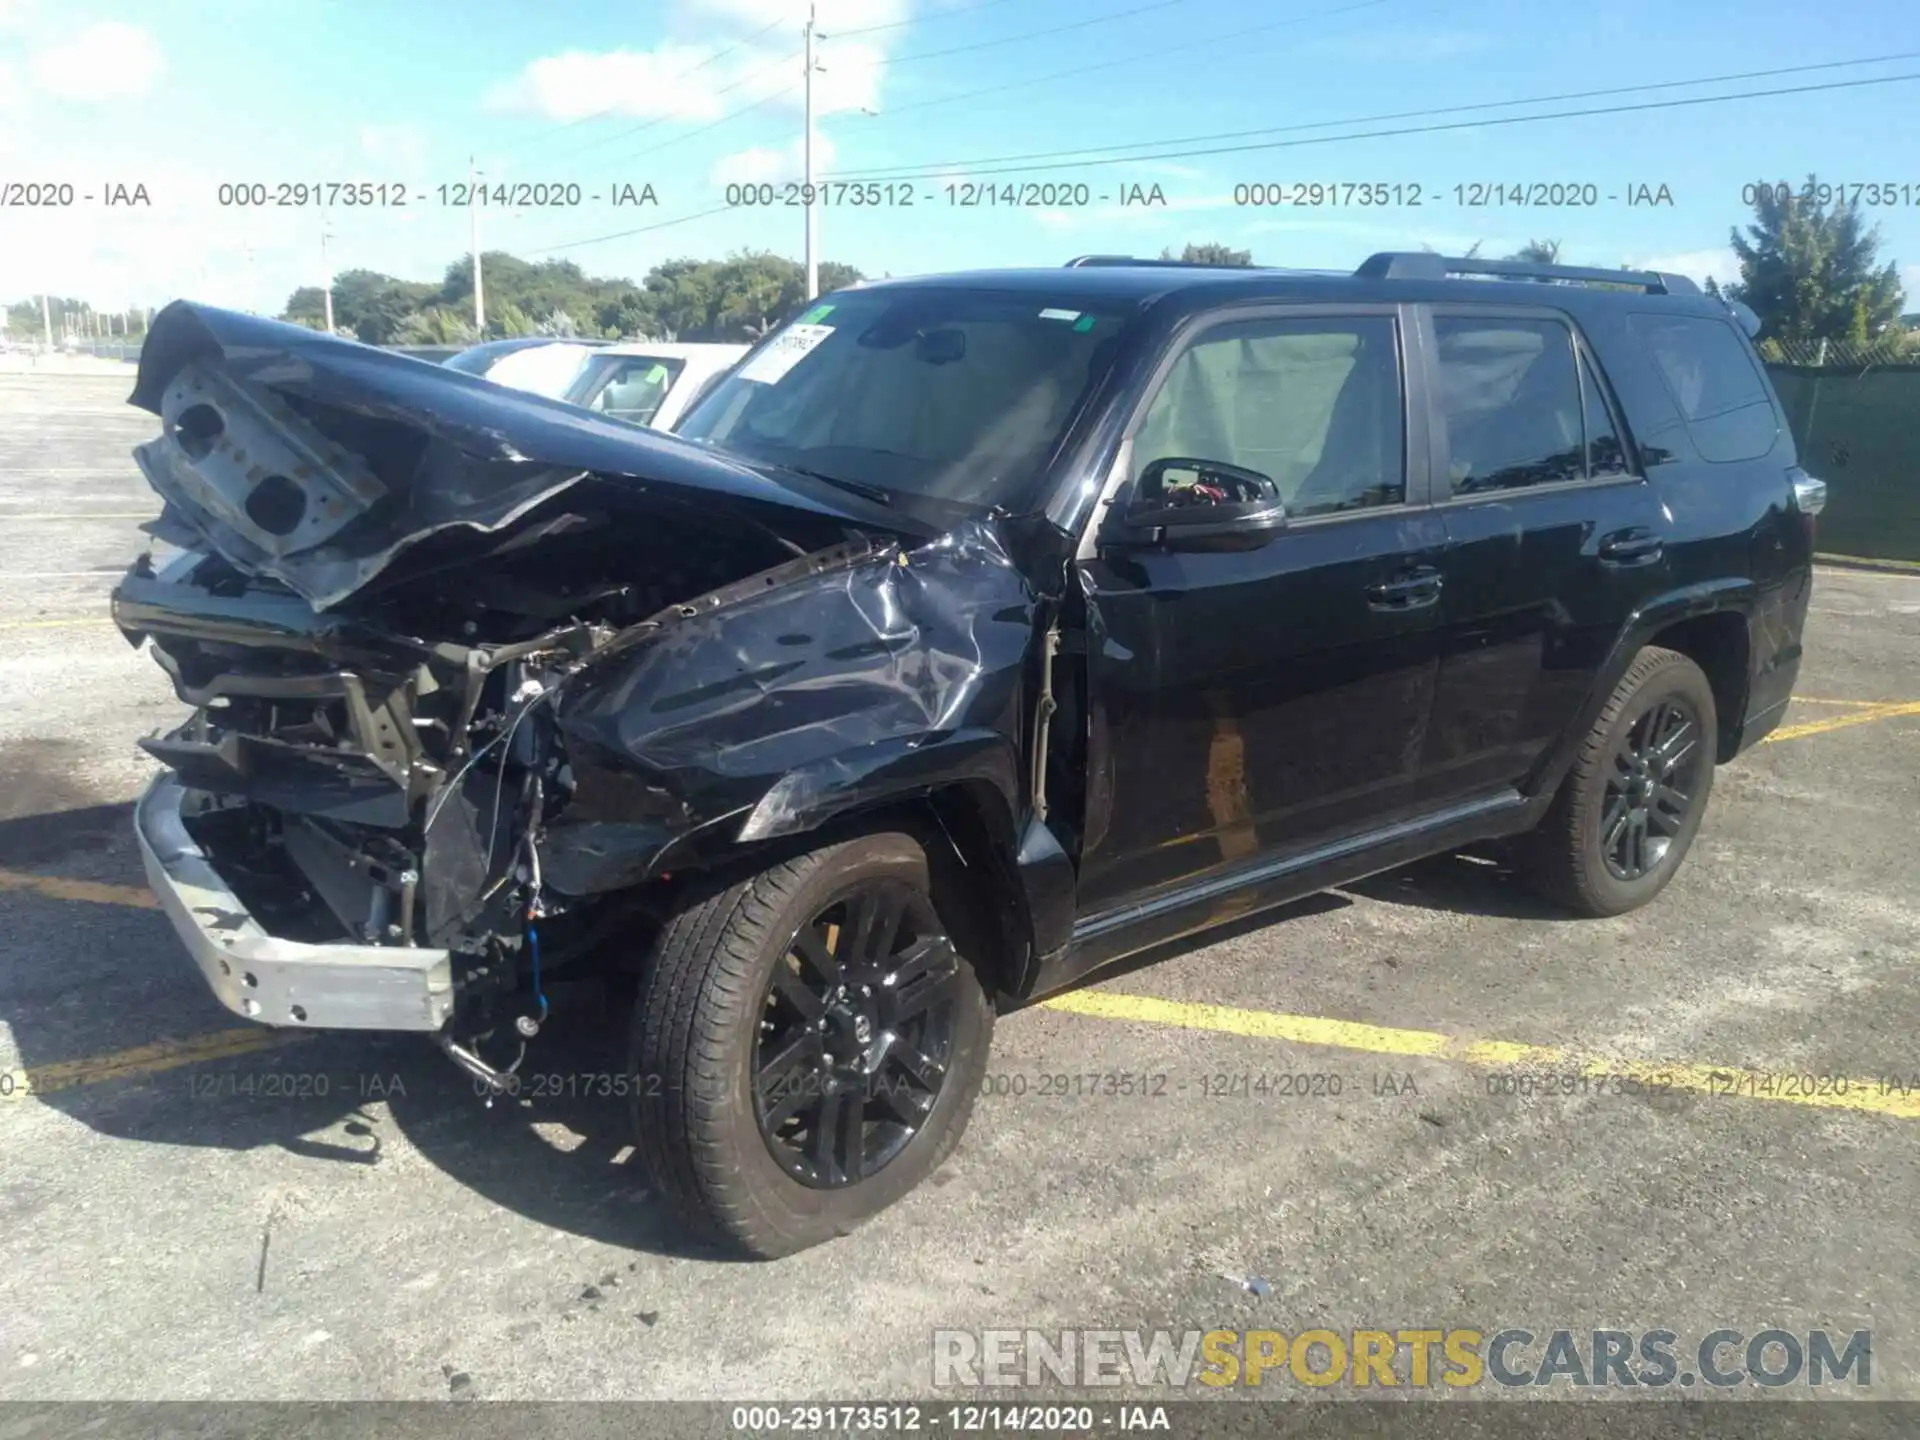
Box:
[723,731,1059,1003]
[1526,580,1755,801]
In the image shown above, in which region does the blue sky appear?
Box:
[5,0,1920,315]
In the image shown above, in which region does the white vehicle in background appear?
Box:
[442,337,608,396]
[560,342,749,431]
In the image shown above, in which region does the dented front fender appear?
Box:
[539,518,1041,896]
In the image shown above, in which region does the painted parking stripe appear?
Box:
[1763,699,1920,744]
[0,687,1911,1100]
[2,1029,309,1100]
[1040,990,1920,1120]
[0,870,156,908]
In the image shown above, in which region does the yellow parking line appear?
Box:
[1764,700,1920,745]
[0,869,156,908]
[2,1028,308,1100]
[1789,696,1891,707]
[1040,990,1920,1120]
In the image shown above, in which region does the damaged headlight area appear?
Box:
[113,302,956,1086]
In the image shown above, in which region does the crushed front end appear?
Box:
[111,301,950,1085]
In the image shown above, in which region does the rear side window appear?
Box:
[1431,317,1595,495]
[1628,313,1779,463]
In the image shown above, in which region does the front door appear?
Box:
[1074,305,1446,918]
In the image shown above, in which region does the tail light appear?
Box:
[1788,467,1827,546]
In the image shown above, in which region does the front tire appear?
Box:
[1526,646,1717,918]
[630,830,993,1259]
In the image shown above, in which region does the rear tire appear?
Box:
[629,830,993,1259]
[1526,646,1717,918]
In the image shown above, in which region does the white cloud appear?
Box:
[1630,247,1740,290]
[0,0,33,32]
[359,123,429,171]
[485,42,774,123]
[713,133,836,186]
[485,24,888,123]
[27,22,165,101]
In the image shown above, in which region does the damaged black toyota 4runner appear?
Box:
[114,252,1823,1257]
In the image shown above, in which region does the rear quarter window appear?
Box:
[1628,313,1780,463]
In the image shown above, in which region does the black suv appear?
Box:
[113,254,1823,1257]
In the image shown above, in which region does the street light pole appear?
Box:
[803,2,818,301]
[320,225,335,333]
[470,156,486,334]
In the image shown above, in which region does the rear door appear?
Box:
[1412,304,1671,802]
[1074,304,1447,916]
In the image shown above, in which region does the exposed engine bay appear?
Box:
[112,302,1053,1086]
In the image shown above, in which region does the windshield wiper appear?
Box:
[775,463,893,506]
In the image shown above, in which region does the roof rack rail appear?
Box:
[1063,254,1269,269]
[1354,252,1700,296]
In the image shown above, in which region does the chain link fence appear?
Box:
[1757,335,1920,370]
[1763,340,1920,562]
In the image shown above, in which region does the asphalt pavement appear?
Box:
[1,373,1917,1414]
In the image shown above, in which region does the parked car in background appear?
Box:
[561,342,749,431]
[442,336,610,398]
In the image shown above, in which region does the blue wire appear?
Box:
[527,921,550,1022]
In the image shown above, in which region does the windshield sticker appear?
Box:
[1073,314,1098,332]
[1038,308,1081,322]
[798,303,836,324]
[737,323,835,384]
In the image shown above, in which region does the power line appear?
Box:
[493,15,790,161]
[833,0,1031,38]
[524,202,738,257]
[831,0,1391,121]
[827,46,1920,180]
[875,0,1194,65]
[821,69,1920,183]
[521,46,804,170]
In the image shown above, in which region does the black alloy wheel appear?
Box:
[629,829,994,1258]
[754,880,963,1188]
[1601,695,1706,882]
[1525,645,1719,918]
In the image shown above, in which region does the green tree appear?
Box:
[1160,242,1253,266]
[392,308,479,346]
[1727,174,1906,344]
[1507,239,1562,264]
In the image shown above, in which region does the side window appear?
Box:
[590,358,684,426]
[1628,313,1779,463]
[1132,315,1404,518]
[1580,345,1631,477]
[1431,317,1586,495]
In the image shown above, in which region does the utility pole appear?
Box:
[803,2,819,301]
[469,156,486,334]
[321,224,335,333]
[41,294,52,350]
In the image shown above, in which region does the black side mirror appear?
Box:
[1108,457,1287,552]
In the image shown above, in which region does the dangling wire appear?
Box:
[525,833,550,1023]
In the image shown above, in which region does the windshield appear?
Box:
[566,353,688,427]
[673,286,1132,512]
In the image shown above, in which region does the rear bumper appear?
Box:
[134,774,454,1032]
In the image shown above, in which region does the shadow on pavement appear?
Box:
[0,784,731,1261]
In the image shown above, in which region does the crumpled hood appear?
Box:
[127,302,922,611]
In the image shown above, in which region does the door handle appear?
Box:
[1599,528,1664,565]
[1366,567,1443,611]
